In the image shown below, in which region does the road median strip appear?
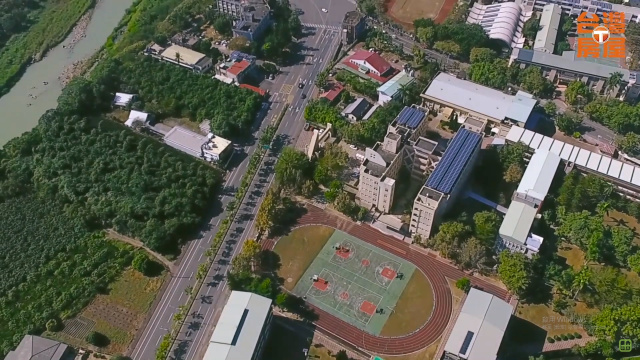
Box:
[156,104,289,360]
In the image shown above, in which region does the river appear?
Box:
[0,0,134,147]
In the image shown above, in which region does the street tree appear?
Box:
[469,47,496,64]
[504,163,524,184]
[473,211,501,245]
[256,188,279,237]
[555,112,582,134]
[274,147,311,192]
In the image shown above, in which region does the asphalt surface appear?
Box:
[129,3,352,360]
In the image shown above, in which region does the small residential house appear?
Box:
[342,98,372,122]
[113,92,135,107]
[377,70,415,105]
[217,57,256,84]
[4,335,73,360]
[319,82,344,104]
[125,110,151,127]
[171,31,200,48]
[348,50,393,77]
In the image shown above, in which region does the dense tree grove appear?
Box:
[584,98,640,135]
[0,209,133,356]
[109,56,262,137]
[1,111,222,252]
[413,18,490,60]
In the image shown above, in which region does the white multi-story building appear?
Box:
[357,106,435,213]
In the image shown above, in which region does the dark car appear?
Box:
[298,82,304,88]
[301,93,307,99]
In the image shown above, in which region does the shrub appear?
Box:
[86,331,109,347]
[561,334,568,341]
[547,337,555,343]
[575,332,582,339]
[554,335,561,341]
[568,333,575,340]
[455,278,472,293]
[46,318,61,332]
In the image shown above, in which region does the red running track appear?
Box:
[263,205,509,355]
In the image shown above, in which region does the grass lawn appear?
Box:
[515,303,588,338]
[46,268,165,354]
[379,270,434,337]
[385,0,446,28]
[275,225,335,291]
[558,243,585,271]
[605,210,640,245]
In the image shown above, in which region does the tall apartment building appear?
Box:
[410,129,482,238]
[216,0,272,41]
[341,11,366,44]
[217,0,246,17]
[357,106,435,213]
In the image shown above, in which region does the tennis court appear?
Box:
[292,230,416,335]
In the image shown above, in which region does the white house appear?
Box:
[125,110,150,127]
[113,92,135,107]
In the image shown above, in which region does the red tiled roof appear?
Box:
[320,82,344,101]
[341,59,399,83]
[239,84,266,96]
[227,60,251,76]
[349,50,392,75]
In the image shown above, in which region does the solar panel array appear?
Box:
[459,331,475,356]
[506,127,640,187]
[396,106,426,129]
[425,129,482,194]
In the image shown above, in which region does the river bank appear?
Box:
[0,0,135,147]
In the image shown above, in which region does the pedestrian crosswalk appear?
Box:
[302,23,341,31]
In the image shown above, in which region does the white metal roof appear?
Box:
[533,4,561,53]
[423,73,536,123]
[204,291,272,360]
[499,200,538,245]
[468,2,524,47]
[444,288,513,360]
[516,149,561,202]
[114,92,134,107]
[504,126,640,189]
[125,110,149,127]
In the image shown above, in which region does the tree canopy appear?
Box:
[498,251,531,296]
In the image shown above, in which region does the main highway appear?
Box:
[129,1,354,359]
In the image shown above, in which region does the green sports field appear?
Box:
[291,230,416,335]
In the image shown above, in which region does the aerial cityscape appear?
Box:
[1,0,640,359]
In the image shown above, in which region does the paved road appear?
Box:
[541,98,617,144]
[130,3,352,359]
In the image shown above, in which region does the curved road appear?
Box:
[264,205,509,355]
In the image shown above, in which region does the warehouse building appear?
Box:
[506,126,640,200]
[410,129,482,239]
[203,291,273,360]
[164,126,232,163]
[144,43,213,73]
[442,288,513,360]
[422,73,537,135]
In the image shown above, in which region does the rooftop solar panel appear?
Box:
[425,129,481,194]
[459,331,475,356]
[396,106,426,129]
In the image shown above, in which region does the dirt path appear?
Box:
[106,230,176,273]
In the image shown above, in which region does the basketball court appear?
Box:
[291,230,416,335]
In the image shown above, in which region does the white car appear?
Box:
[349,144,357,150]
[322,8,328,12]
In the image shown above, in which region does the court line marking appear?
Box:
[308,268,383,326]
[377,240,407,255]
[329,241,402,290]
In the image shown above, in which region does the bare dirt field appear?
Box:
[384,0,457,28]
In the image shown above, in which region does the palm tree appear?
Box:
[606,71,624,96]
[398,83,411,105]
[596,201,610,216]
[175,52,181,64]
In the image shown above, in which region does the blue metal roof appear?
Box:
[230,51,256,63]
[425,129,481,194]
[396,106,426,129]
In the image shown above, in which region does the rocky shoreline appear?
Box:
[57,2,99,86]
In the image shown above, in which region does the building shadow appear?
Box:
[499,316,547,359]
[262,316,316,360]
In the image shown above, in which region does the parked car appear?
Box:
[304,122,310,131]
